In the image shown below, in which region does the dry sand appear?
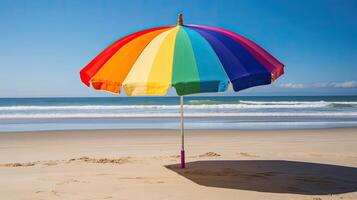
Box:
[0,128,357,200]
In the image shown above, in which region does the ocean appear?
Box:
[0,96,357,132]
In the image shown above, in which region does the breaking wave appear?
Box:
[1,101,357,111]
[1,112,357,119]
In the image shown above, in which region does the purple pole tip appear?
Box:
[180,150,185,168]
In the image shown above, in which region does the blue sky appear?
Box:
[0,0,356,97]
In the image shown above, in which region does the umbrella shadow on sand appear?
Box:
[165,160,357,195]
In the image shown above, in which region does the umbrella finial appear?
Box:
[178,14,183,26]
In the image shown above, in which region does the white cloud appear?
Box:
[329,81,357,88]
[278,83,306,89]
[278,81,357,89]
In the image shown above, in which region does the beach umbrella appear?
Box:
[79,14,284,168]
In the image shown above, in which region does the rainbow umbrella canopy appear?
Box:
[80,14,284,168]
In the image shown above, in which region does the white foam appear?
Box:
[1,112,357,119]
[2,101,356,111]
[0,105,177,111]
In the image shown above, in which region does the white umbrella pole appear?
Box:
[180,95,185,168]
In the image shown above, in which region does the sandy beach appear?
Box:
[0,128,357,200]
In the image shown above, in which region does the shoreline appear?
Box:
[1,126,357,135]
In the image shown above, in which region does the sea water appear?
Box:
[0,96,357,132]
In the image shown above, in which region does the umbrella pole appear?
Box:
[180,96,185,168]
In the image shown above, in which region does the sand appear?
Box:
[1,128,357,200]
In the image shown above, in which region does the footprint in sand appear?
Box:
[51,190,60,196]
[56,179,82,186]
[75,157,131,164]
[143,180,166,184]
[198,152,221,158]
[0,157,131,168]
[0,161,38,167]
[170,152,221,159]
[239,152,259,158]
[156,181,165,184]
[118,176,165,184]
